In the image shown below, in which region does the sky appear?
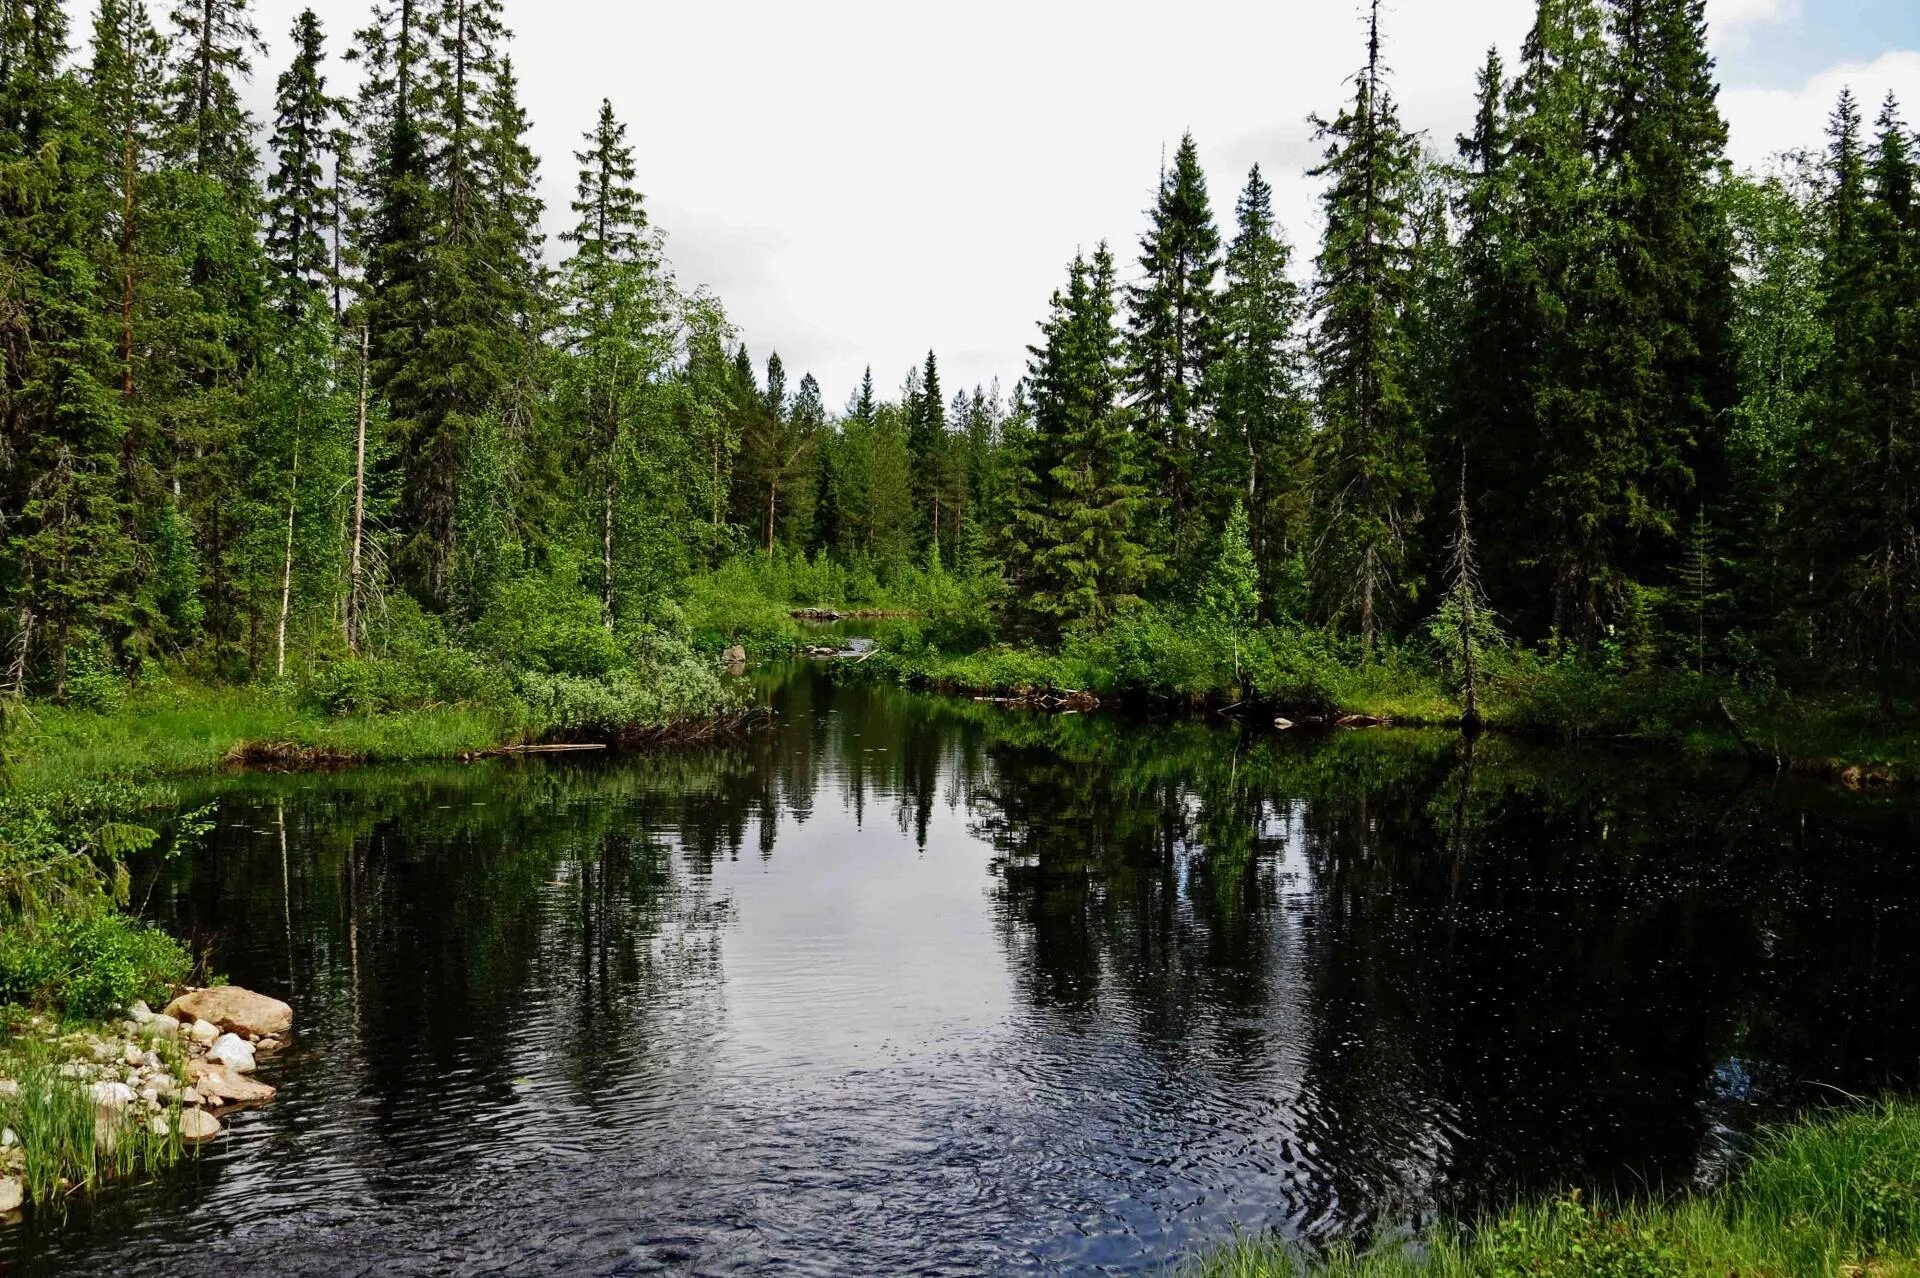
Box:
[223,0,1920,411]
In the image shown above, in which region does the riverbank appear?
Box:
[762,608,1917,785]
[1196,1102,1920,1277]
[0,988,294,1216]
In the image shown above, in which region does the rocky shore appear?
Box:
[0,986,292,1216]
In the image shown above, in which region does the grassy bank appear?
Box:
[1198,1102,1920,1278]
[671,560,1915,783]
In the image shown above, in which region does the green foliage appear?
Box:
[1194,1104,1920,1278]
[0,909,190,1018]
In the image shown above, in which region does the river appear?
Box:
[4,661,1917,1275]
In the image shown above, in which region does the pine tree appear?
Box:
[907,349,948,554]
[1021,246,1159,633]
[263,9,338,317]
[1855,97,1919,707]
[0,0,133,694]
[162,0,269,670]
[558,98,669,625]
[1307,0,1425,653]
[1218,165,1310,619]
[1125,131,1223,572]
[1597,0,1737,649]
[1504,0,1612,644]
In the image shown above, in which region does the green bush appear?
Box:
[1477,1196,1682,1278]
[0,911,190,1019]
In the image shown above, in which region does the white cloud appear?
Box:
[221,0,1908,409]
[1722,50,1920,169]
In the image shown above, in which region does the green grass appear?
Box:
[1196,1102,1920,1278]
[6,680,509,790]
[0,1030,192,1208]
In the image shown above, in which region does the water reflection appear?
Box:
[5,666,1916,1276]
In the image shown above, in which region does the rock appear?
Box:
[181,1088,204,1107]
[166,987,293,1039]
[1273,717,1295,730]
[140,1088,159,1105]
[90,1080,137,1109]
[123,1043,145,1067]
[188,1018,220,1045]
[185,1061,275,1105]
[177,1108,221,1142]
[0,1128,15,1148]
[145,1014,180,1039]
[724,644,746,663]
[0,1079,17,1099]
[256,1036,284,1054]
[0,1175,21,1213]
[129,999,154,1024]
[207,1034,256,1074]
[90,1041,118,1062]
[148,1115,171,1138]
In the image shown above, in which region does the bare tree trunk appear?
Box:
[277,438,301,679]
[347,327,369,655]
[602,473,616,630]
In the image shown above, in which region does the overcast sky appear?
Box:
[226,0,1920,410]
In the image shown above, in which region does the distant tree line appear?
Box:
[0,0,1914,706]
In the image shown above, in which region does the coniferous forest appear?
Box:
[0,0,1916,747]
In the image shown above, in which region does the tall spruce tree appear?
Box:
[263,10,337,317]
[1597,0,1737,651]
[1020,246,1158,633]
[907,349,948,554]
[1125,132,1223,572]
[0,0,132,694]
[1217,165,1310,619]
[558,98,670,625]
[1307,0,1425,652]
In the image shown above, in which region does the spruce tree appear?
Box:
[558,98,669,624]
[1307,0,1425,653]
[907,349,948,554]
[1022,246,1158,633]
[0,0,132,694]
[1125,132,1223,572]
[1597,0,1738,650]
[1217,165,1310,618]
[263,9,338,318]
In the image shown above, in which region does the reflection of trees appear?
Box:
[133,670,1920,1253]
[966,715,1920,1244]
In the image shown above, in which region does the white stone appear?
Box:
[177,1108,221,1142]
[0,1128,15,1149]
[146,1013,181,1039]
[181,1088,204,1107]
[90,1081,136,1109]
[129,1000,154,1023]
[206,1034,256,1074]
[148,1115,170,1138]
[0,1175,21,1213]
[123,1043,144,1067]
[189,1019,220,1045]
[0,1079,17,1099]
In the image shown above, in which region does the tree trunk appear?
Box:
[347,327,369,654]
[277,438,301,679]
[602,471,616,629]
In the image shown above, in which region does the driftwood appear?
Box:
[972,688,1100,713]
[791,608,922,621]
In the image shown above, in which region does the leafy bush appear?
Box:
[0,910,190,1019]
[1477,1195,1682,1278]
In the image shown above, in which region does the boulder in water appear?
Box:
[207,1034,257,1074]
[165,987,293,1038]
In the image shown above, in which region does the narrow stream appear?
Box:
[5,662,1917,1276]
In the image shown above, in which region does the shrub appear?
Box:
[0,911,190,1019]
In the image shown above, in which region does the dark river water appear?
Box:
[4,662,1918,1276]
